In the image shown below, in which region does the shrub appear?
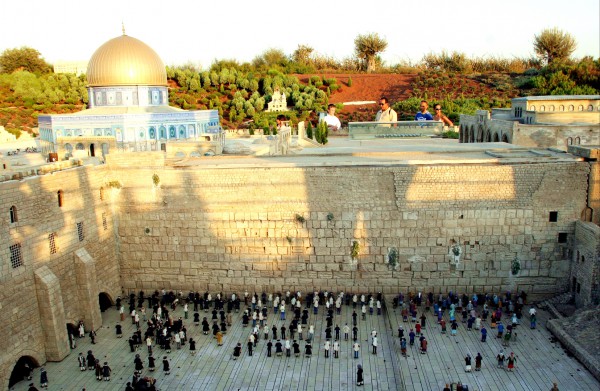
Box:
[306,121,313,139]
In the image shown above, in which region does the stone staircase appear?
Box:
[537,291,574,319]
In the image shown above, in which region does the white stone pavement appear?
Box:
[9,302,599,391]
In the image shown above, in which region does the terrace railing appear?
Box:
[348,120,444,139]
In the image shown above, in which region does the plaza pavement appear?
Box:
[10,301,599,391]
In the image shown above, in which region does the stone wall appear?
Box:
[512,124,600,150]
[0,165,120,390]
[572,221,600,307]
[113,162,588,299]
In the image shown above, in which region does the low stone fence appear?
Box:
[547,314,600,381]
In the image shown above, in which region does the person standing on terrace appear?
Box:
[375,97,397,126]
[415,100,434,121]
[323,104,342,131]
[432,103,454,126]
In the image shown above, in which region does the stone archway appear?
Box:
[89,143,96,157]
[459,125,465,143]
[476,125,484,142]
[493,133,500,142]
[99,292,113,312]
[469,126,475,143]
[485,129,492,142]
[502,134,509,143]
[7,354,41,389]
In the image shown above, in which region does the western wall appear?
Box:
[0,145,595,389]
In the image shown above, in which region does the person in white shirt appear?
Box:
[375,97,397,126]
[323,104,341,131]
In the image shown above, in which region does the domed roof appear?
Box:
[87,34,167,87]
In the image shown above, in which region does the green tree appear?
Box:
[533,27,577,65]
[315,121,328,145]
[0,47,52,74]
[354,33,387,73]
[306,121,313,139]
[292,44,314,64]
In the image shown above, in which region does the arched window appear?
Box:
[568,105,574,111]
[549,105,555,111]
[169,126,176,138]
[575,137,581,145]
[57,190,64,207]
[567,137,573,146]
[588,105,594,111]
[530,105,536,111]
[578,105,584,111]
[559,105,565,112]
[540,105,545,112]
[76,143,85,150]
[9,205,18,223]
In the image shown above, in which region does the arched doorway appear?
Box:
[66,323,78,349]
[502,134,509,143]
[9,356,39,388]
[99,292,113,312]
[89,143,95,157]
[485,129,492,142]
[493,133,500,142]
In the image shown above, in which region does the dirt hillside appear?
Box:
[296,73,415,107]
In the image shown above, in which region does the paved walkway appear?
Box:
[10,302,599,391]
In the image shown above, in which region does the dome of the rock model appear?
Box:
[86,34,167,87]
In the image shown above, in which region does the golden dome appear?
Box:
[87,34,167,87]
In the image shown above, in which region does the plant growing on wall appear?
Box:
[295,214,306,223]
[327,212,334,221]
[511,256,521,275]
[449,239,462,265]
[107,180,122,189]
[351,240,360,259]
[388,247,399,269]
[152,173,160,187]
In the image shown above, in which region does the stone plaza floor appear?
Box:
[10,301,599,391]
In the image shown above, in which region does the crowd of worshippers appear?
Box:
[394,290,533,358]
[112,290,385,361]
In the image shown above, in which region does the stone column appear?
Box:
[74,248,102,331]
[34,266,69,361]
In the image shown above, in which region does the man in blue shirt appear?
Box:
[415,100,433,121]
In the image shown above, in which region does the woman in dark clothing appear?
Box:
[202,318,210,335]
[94,359,102,381]
[304,342,312,357]
[189,338,196,355]
[134,354,144,374]
[356,364,364,386]
[148,355,155,371]
[86,351,96,370]
[233,343,242,360]
[39,367,48,388]
[102,362,111,381]
[162,356,170,375]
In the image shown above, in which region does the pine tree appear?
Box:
[306,121,313,139]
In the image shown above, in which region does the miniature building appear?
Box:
[38,33,224,160]
[459,95,600,149]
[266,88,288,112]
